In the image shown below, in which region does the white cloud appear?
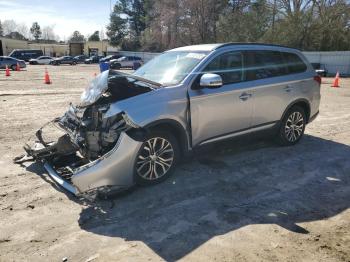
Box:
[0,0,107,40]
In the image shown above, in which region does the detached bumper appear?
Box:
[43,132,142,195]
[43,162,78,194]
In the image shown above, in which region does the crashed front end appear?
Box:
[15,70,158,196]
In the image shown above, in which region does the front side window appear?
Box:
[203,51,243,84]
[133,51,208,85]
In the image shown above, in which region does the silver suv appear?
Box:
[17,43,321,196]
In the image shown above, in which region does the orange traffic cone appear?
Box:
[331,72,340,88]
[16,62,20,71]
[44,69,51,84]
[5,65,10,77]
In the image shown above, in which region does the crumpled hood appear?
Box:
[80,70,109,107]
[79,70,159,107]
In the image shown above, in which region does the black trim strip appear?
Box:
[215,42,300,51]
[198,121,279,145]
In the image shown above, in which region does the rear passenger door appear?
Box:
[245,50,294,126]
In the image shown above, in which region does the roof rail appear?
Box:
[215,42,300,51]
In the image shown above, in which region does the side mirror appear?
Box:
[200,73,223,88]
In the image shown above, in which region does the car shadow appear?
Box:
[27,135,350,261]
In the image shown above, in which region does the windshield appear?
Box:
[133,51,208,85]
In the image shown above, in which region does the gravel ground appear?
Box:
[0,65,349,262]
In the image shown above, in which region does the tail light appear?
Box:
[314,75,322,85]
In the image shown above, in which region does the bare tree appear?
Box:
[2,20,18,35]
[16,23,30,39]
[42,26,59,41]
[0,20,3,36]
[106,0,350,51]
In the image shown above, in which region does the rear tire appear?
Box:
[134,131,179,186]
[277,106,306,146]
[11,64,16,71]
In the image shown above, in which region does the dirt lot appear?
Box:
[0,65,349,262]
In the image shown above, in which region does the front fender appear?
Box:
[71,131,142,193]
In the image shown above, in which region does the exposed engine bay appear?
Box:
[14,70,161,195]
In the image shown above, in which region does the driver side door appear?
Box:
[188,51,254,146]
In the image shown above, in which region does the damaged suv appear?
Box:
[16,43,320,196]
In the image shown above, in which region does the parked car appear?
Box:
[74,55,88,64]
[109,56,143,69]
[0,56,26,70]
[311,63,327,77]
[50,56,77,65]
[99,54,122,63]
[9,49,43,62]
[29,56,54,65]
[84,55,104,64]
[17,43,320,196]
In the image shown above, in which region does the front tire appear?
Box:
[277,106,306,146]
[134,131,179,186]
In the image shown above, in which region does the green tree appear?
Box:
[106,3,128,47]
[107,0,146,49]
[69,31,85,42]
[88,31,100,41]
[30,22,42,41]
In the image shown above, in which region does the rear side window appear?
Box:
[245,51,287,81]
[283,52,307,73]
[204,51,243,84]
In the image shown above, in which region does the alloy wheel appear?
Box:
[136,137,174,180]
[285,111,304,142]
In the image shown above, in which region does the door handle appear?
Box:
[239,92,252,101]
[284,85,293,92]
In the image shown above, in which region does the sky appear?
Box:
[0,0,116,40]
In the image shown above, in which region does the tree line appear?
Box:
[0,19,103,43]
[106,0,350,51]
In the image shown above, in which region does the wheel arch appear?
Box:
[281,99,311,123]
[144,119,190,155]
